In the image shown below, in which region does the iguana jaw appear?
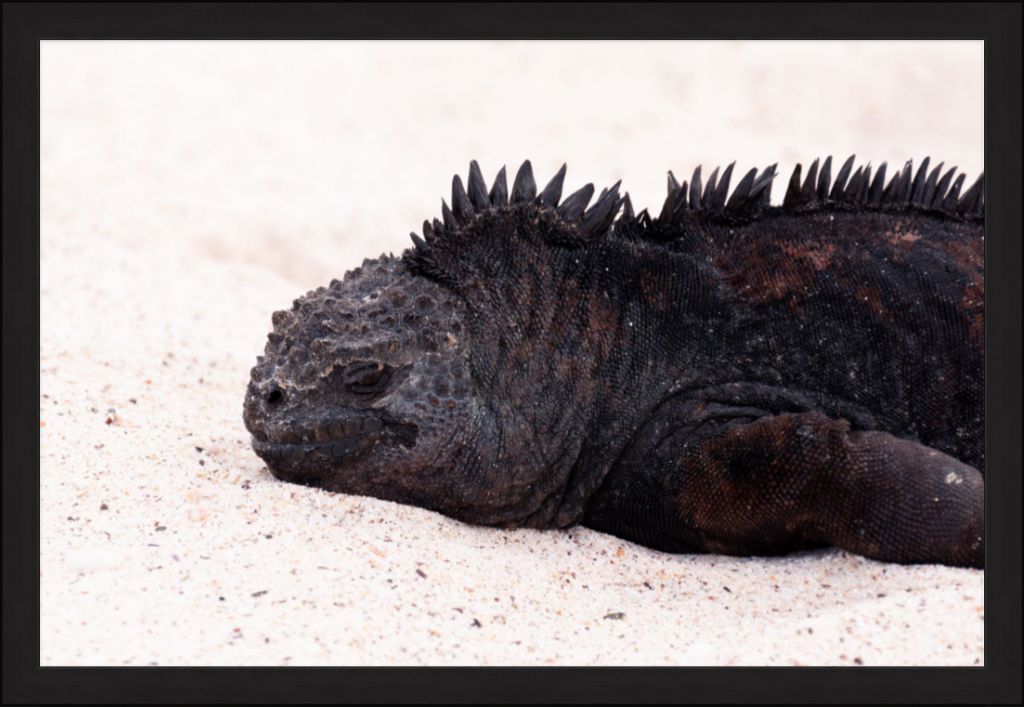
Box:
[247,410,418,473]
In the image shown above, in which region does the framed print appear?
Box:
[4,2,1020,704]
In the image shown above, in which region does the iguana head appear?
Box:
[244,160,629,526]
[243,256,487,508]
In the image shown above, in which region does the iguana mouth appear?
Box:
[250,414,418,464]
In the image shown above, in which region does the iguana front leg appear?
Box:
[587,410,984,567]
[668,411,984,567]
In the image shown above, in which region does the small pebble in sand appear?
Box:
[604,612,625,620]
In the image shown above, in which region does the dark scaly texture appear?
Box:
[243,157,985,568]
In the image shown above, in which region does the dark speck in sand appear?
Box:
[416,568,427,578]
[471,619,482,628]
[100,503,109,510]
[604,612,626,620]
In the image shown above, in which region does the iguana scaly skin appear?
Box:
[243,156,985,568]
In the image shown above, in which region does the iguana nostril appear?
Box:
[267,388,284,405]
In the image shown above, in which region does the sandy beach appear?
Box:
[40,40,984,666]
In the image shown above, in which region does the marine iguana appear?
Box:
[243,156,985,568]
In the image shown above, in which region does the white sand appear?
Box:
[40,41,984,666]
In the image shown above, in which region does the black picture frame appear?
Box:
[3,3,1020,704]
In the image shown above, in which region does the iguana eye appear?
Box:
[343,361,392,396]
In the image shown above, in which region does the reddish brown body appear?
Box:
[246,156,985,567]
